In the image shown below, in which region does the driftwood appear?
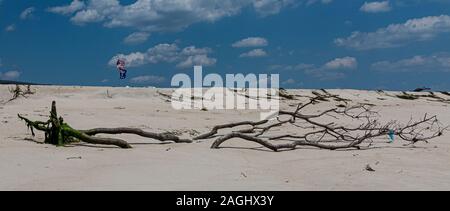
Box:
[288,89,351,104]
[2,85,35,103]
[17,92,446,151]
[18,101,192,148]
[413,87,431,92]
[199,97,446,151]
[377,91,450,103]
[278,88,295,100]
[194,120,269,140]
[440,91,450,97]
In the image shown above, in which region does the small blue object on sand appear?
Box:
[388,129,395,143]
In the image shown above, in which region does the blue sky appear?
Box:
[1,0,450,90]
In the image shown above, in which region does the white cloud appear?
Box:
[335,15,450,50]
[360,1,392,13]
[323,57,358,70]
[240,49,268,58]
[49,0,300,32]
[395,0,450,7]
[130,75,165,84]
[232,37,269,48]
[0,70,21,80]
[371,53,450,72]
[110,52,147,67]
[123,32,150,45]
[176,55,217,69]
[300,57,358,80]
[269,63,314,71]
[306,0,333,6]
[71,9,105,25]
[282,78,297,85]
[20,7,35,20]
[109,43,216,69]
[47,0,85,16]
[5,24,15,32]
[253,0,297,16]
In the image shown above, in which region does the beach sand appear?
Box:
[0,85,449,191]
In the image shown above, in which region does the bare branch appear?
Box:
[18,101,191,148]
[210,97,445,151]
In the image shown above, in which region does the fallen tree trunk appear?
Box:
[18,101,191,148]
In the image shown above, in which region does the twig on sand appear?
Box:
[365,164,376,172]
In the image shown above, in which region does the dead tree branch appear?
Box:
[378,91,450,103]
[81,128,192,143]
[18,101,192,148]
[206,98,446,151]
[194,120,269,140]
[4,85,35,103]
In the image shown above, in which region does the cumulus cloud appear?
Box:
[335,15,450,50]
[71,9,106,25]
[360,1,392,13]
[271,57,356,80]
[306,0,333,5]
[269,63,314,71]
[371,53,450,72]
[232,37,269,48]
[123,32,150,45]
[5,24,15,32]
[47,0,85,15]
[395,0,450,7]
[253,0,297,16]
[282,78,297,85]
[0,70,21,80]
[130,75,165,84]
[109,43,216,69]
[323,57,358,70]
[176,55,217,69]
[303,57,357,80]
[20,7,35,20]
[49,0,302,32]
[240,49,268,58]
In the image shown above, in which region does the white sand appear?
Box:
[0,85,449,191]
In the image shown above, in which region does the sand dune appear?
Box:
[0,85,449,190]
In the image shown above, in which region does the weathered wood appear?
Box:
[210,97,446,151]
[18,101,191,149]
[81,128,192,143]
